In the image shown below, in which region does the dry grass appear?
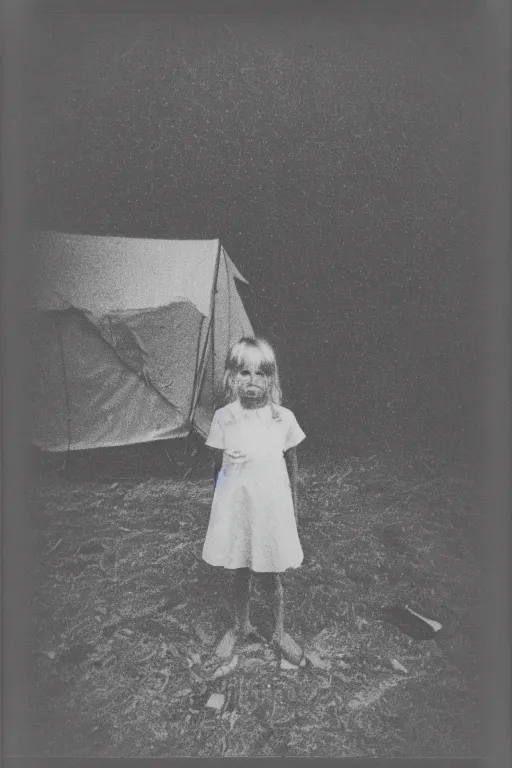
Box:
[28,446,482,757]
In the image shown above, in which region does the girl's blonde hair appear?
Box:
[223,337,282,406]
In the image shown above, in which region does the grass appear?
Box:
[28,443,482,757]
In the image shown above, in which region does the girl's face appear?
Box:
[234,361,270,408]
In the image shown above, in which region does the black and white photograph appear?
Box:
[2,0,510,761]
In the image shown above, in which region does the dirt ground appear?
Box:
[27,444,482,757]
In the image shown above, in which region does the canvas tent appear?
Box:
[30,231,253,452]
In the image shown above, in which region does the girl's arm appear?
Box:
[210,448,223,488]
[284,446,299,522]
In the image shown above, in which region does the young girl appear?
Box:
[202,337,306,666]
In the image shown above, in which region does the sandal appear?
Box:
[271,631,306,667]
[214,628,238,659]
[215,623,266,659]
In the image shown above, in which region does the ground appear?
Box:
[28,444,482,757]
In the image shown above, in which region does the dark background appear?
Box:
[27,1,482,457]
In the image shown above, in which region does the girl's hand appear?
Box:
[226,449,246,459]
[209,447,223,488]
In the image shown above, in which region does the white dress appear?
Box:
[202,399,306,572]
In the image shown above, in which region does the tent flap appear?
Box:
[89,301,205,414]
[30,308,191,452]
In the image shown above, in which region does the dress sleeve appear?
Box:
[283,411,306,452]
[205,410,225,449]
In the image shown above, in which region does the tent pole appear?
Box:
[53,312,72,469]
[211,239,222,410]
[187,239,222,432]
[185,313,207,428]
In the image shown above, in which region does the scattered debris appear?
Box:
[379,605,439,640]
[311,628,330,646]
[280,657,299,671]
[227,710,239,729]
[205,693,225,711]
[355,616,369,631]
[305,651,331,671]
[390,658,409,674]
[347,678,401,711]
[405,605,443,633]
[173,688,191,699]
[155,668,171,694]
[212,654,239,679]
[215,629,237,659]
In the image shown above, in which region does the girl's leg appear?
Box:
[259,573,284,640]
[233,567,251,633]
[215,568,252,658]
[259,572,303,666]
[269,574,285,640]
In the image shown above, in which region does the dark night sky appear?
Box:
[28,3,482,453]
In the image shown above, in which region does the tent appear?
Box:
[29,231,254,452]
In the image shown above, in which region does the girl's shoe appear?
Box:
[215,623,265,658]
[214,628,238,659]
[271,631,305,667]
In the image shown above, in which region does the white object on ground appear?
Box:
[215,629,237,659]
[212,654,239,679]
[390,658,409,674]
[305,650,331,671]
[281,658,299,670]
[405,605,442,632]
[205,693,225,711]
